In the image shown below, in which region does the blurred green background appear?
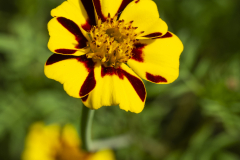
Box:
[0,0,240,159]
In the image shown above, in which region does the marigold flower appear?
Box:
[22,122,115,160]
[45,0,183,113]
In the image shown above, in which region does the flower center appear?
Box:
[86,14,143,68]
[54,139,89,160]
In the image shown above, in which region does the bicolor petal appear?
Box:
[51,0,95,32]
[138,18,168,39]
[128,32,183,84]
[48,17,89,56]
[120,0,160,33]
[44,54,96,98]
[92,0,133,21]
[81,64,146,113]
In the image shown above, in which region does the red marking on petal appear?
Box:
[75,43,87,49]
[122,70,146,102]
[131,43,146,62]
[135,0,140,3]
[77,55,95,72]
[46,54,95,73]
[101,66,146,102]
[81,19,92,32]
[80,70,96,97]
[46,54,76,65]
[159,32,172,38]
[55,49,76,54]
[81,95,89,102]
[81,0,96,26]
[117,0,133,17]
[143,32,162,38]
[101,65,124,79]
[93,0,107,22]
[45,54,96,97]
[134,43,146,48]
[146,72,167,83]
[57,17,87,49]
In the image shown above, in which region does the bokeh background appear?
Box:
[1,0,240,159]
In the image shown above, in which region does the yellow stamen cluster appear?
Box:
[86,14,143,68]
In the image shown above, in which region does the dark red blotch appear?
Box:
[117,0,133,17]
[81,0,96,30]
[80,70,96,97]
[123,70,146,102]
[76,55,95,72]
[77,55,96,97]
[159,32,173,38]
[57,17,87,49]
[146,72,167,83]
[101,66,124,79]
[81,19,92,32]
[101,66,146,102]
[55,49,76,54]
[81,95,89,102]
[92,0,107,22]
[46,54,77,65]
[46,54,95,71]
[45,54,96,97]
[131,43,146,62]
[143,32,162,38]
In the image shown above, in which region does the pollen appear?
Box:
[86,14,144,68]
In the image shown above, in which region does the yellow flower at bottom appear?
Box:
[45,0,184,113]
[22,122,115,160]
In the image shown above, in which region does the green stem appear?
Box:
[80,106,95,151]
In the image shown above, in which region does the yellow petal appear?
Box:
[22,123,61,160]
[44,54,97,98]
[137,18,168,39]
[82,63,146,113]
[128,32,184,84]
[119,0,159,33]
[51,0,95,32]
[88,149,116,160]
[48,17,88,56]
[62,124,80,147]
[92,0,131,20]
